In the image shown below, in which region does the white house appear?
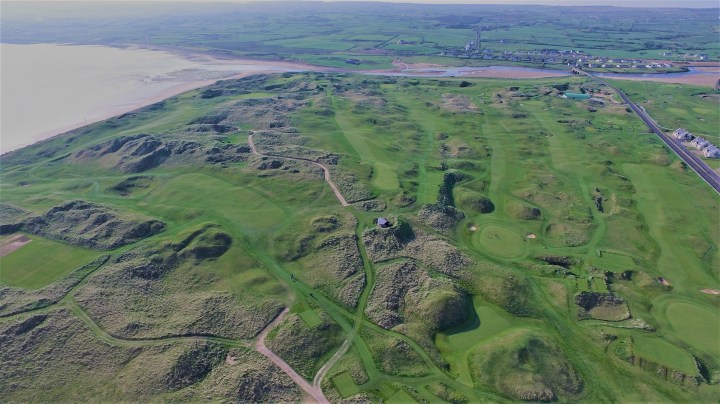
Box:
[692,137,710,150]
[703,146,720,159]
[672,128,692,141]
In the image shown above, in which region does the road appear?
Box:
[247,134,350,206]
[581,70,720,194]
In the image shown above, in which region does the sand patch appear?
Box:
[526,233,537,239]
[0,234,32,257]
[469,225,477,231]
[700,288,720,295]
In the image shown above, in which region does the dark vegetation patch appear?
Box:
[365,260,470,333]
[575,291,630,321]
[107,175,156,196]
[362,220,474,279]
[458,193,495,215]
[5,200,164,249]
[267,312,344,380]
[166,342,228,389]
[475,274,536,316]
[417,203,465,236]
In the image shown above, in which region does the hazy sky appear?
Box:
[6,0,719,6]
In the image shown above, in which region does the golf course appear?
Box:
[1,71,719,402]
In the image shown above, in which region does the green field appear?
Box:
[589,250,636,272]
[1,72,719,402]
[473,223,528,260]
[5,3,718,71]
[299,309,323,328]
[332,372,361,397]
[633,335,698,375]
[665,301,720,358]
[0,234,99,289]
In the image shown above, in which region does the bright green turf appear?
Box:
[0,234,99,289]
[472,223,528,260]
[665,301,720,357]
[299,309,323,328]
[632,335,698,375]
[588,250,636,272]
[386,389,416,404]
[332,372,360,397]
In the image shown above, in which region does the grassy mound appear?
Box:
[74,224,285,339]
[475,274,536,317]
[365,260,470,333]
[13,200,165,250]
[266,311,344,380]
[469,329,584,401]
[417,203,465,236]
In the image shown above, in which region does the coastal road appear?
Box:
[584,71,720,194]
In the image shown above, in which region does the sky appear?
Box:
[4,0,718,6]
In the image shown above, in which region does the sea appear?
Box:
[0,43,294,153]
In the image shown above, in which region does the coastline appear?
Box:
[3,44,719,155]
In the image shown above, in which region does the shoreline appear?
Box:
[3,44,719,155]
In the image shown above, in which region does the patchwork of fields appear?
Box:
[1,72,718,402]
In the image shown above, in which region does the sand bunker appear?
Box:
[0,234,32,257]
[700,288,720,295]
[526,233,537,239]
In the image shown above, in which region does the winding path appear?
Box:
[247,134,349,206]
[255,308,330,404]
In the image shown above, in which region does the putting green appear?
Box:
[665,302,720,357]
[472,223,528,260]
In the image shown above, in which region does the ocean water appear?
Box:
[0,43,292,153]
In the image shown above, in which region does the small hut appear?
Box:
[377,217,390,228]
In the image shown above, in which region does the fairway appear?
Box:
[299,309,323,328]
[472,223,528,260]
[332,372,360,398]
[0,233,99,289]
[665,302,720,357]
[437,302,512,384]
[144,173,287,230]
[589,250,636,272]
[632,335,698,375]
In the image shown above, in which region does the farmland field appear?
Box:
[1,70,719,402]
[3,2,718,72]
